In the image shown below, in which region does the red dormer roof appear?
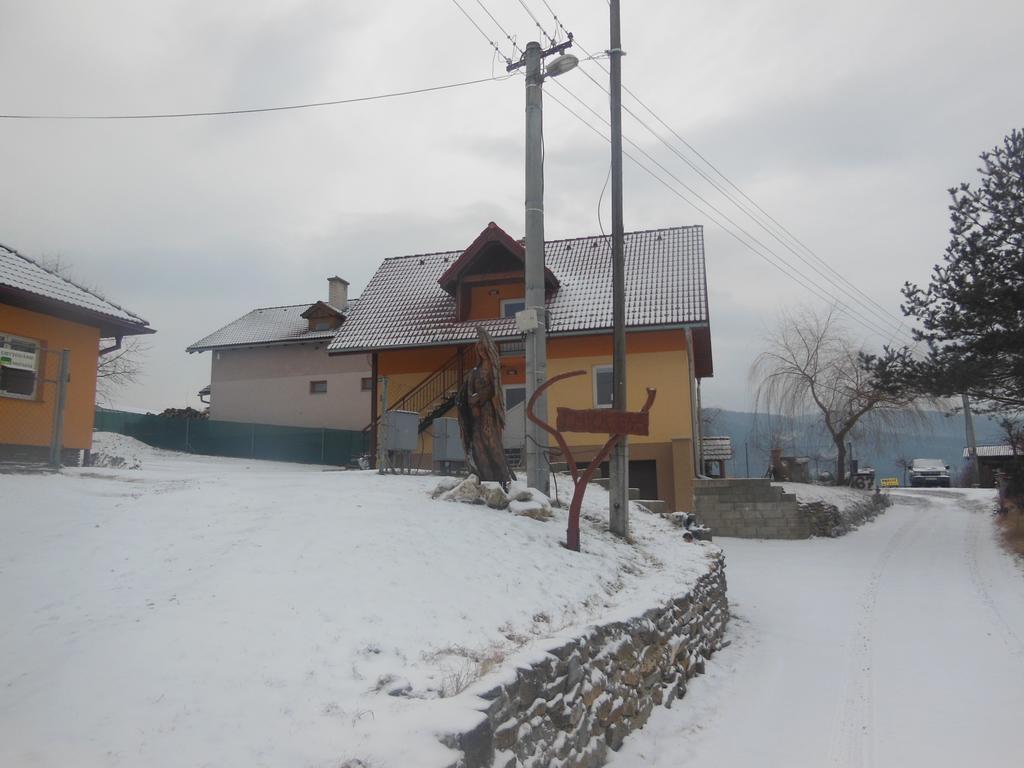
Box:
[436,222,559,295]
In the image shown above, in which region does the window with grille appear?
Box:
[0,333,39,399]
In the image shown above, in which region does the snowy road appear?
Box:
[609,489,1024,768]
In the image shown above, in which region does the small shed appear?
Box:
[963,444,1020,488]
[702,436,734,478]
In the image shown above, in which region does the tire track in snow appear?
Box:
[964,506,1024,662]
[826,507,926,768]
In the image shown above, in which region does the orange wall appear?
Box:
[379,346,458,376]
[549,329,686,357]
[377,329,693,446]
[465,281,524,321]
[0,303,100,450]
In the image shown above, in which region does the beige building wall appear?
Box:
[209,343,371,430]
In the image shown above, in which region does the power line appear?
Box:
[473,0,524,56]
[453,2,913,343]
[543,83,904,342]
[535,6,911,341]
[515,0,558,46]
[566,59,913,344]
[0,75,513,120]
[451,0,513,65]
[569,43,910,340]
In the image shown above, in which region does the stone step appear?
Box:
[635,499,667,514]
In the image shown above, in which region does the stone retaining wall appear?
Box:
[694,478,808,538]
[695,480,891,539]
[802,493,890,538]
[441,553,729,768]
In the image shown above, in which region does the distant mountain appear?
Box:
[702,408,1006,485]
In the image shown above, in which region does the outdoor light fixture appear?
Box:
[544,53,579,79]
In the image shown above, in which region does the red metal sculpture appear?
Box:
[526,370,656,551]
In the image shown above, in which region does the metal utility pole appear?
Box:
[608,0,629,537]
[962,393,980,487]
[48,349,70,467]
[509,38,577,497]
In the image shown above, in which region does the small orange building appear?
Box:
[328,222,713,511]
[0,243,154,463]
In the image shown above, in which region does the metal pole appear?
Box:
[524,41,550,496]
[377,376,389,473]
[48,349,70,467]
[608,0,629,537]
[745,442,750,478]
[962,393,980,487]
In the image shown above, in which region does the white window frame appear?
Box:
[593,364,613,409]
[500,298,526,318]
[503,384,527,411]
[0,331,41,401]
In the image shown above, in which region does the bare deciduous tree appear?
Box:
[751,306,926,484]
[40,253,149,405]
[96,336,149,405]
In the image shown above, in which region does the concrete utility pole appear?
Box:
[523,42,549,495]
[608,0,629,537]
[510,38,577,496]
[962,393,980,487]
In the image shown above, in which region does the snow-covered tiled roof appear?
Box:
[963,445,1020,458]
[0,242,151,331]
[187,299,360,352]
[328,225,707,353]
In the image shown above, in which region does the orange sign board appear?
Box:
[555,407,650,436]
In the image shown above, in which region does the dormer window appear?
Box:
[500,299,526,318]
[437,222,559,322]
[301,301,345,332]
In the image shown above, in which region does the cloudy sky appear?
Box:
[1,0,1021,412]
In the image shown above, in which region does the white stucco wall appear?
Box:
[208,343,371,431]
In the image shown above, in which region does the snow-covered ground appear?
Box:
[773,480,875,508]
[0,434,715,767]
[608,488,1024,767]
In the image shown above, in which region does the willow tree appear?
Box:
[751,306,924,484]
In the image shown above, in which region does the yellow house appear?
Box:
[327,222,713,511]
[0,243,153,464]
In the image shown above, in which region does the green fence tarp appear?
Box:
[94,409,367,467]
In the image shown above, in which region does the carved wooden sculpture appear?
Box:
[527,370,656,551]
[456,327,515,485]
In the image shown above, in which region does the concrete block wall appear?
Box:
[441,554,729,767]
[694,478,809,539]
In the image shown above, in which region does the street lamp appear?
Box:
[508,39,576,495]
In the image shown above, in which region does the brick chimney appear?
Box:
[327,276,349,311]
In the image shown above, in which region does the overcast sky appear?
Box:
[2,0,1021,412]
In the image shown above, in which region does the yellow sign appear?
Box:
[880,477,899,488]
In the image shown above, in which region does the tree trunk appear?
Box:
[457,368,513,485]
[835,439,847,485]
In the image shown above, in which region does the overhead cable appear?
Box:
[0,75,512,120]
